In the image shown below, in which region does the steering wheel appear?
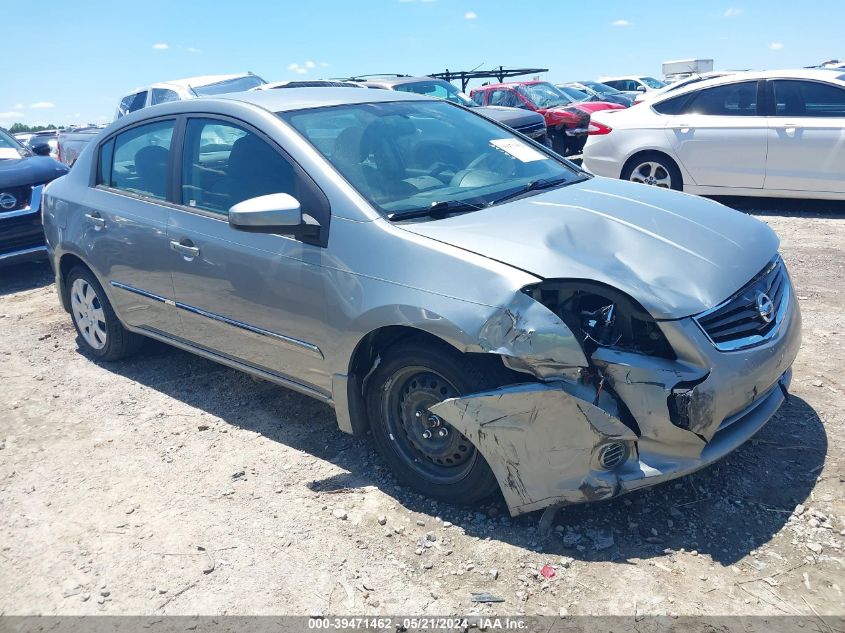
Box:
[465,149,518,176]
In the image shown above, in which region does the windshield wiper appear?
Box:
[387,199,484,222]
[486,176,573,207]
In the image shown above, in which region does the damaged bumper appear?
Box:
[432,287,802,516]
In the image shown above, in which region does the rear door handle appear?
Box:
[170,239,200,259]
[84,212,105,229]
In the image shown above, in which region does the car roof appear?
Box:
[215,86,428,111]
[122,73,258,96]
[99,87,436,138]
[599,76,656,82]
[358,76,443,88]
[258,79,363,90]
[649,68,845,103]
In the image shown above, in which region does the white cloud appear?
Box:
[186,47,201,53]
[305,60,316,69]
[30,102,55,109]
[13,103,24,110]
[464,10,477,19]
[611,19,631,26]
[0,111,24,118]
[770,42,783,50]
[320,62,329,67]
[723,7,742,16]
[288,63,308,75]
[152,42,169,50]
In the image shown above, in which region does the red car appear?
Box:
[470,81,624,155]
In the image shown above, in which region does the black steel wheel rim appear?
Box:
[383,366,477,484]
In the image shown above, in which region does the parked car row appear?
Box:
[13,129,59,160]
[469,80,625,154]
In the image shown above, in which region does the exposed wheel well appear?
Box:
[58,253,90,312]
[344,325,518,436]
[620,150,684,189]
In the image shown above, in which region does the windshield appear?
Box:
[281,100,581,217]
[641,77,667,89]
[393,80,476,107]
[192,75,266,96]
[516,82,571,108]
[0,128,29,159]
[556,86,591,102]
[581,81,619,95]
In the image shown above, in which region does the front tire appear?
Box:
[621,152,683,190]
[66,266,142,361]
[366,340,503,505]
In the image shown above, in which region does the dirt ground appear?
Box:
[1,197,843,619]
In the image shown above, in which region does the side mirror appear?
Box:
[636,86,647,93]
[31,142,52,156]
[228,193,320,239]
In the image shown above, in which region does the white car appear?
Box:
[599,76,667,94]
[115,73,266,119]
[583,69,845,200]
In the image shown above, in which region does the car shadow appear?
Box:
[0,259,53,296]
[99,341,826,567]
[709,196,845,219]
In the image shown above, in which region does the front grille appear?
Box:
[695,258,789,351]
[0,231,45,256]
[0,185,33,213]
[516,122,546,139]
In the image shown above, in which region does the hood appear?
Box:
[398,177,779,319]
[0,155,68,189]
[475,106,545,129]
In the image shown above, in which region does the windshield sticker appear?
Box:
[490,139,548,163]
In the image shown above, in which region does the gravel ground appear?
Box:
[1,198,843,618]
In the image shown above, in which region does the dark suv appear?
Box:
[0,128,69,265]
[354,75,549,146]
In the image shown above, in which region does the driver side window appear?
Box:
[180,118,329,228]
[489,89,520,108]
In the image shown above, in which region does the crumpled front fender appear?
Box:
[430,381,636,516]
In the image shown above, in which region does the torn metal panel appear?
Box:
[429,382,635,516]
[591,347,711,459]
[477,291,588,378]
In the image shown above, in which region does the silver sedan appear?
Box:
[42,88,800,516]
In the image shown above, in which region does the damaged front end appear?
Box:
[432,275,801,516]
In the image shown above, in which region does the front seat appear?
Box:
[134,145,169,198]
[220,134,295,207]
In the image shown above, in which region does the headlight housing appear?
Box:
[523,281,675,360]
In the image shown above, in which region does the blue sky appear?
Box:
[2,0,843,128]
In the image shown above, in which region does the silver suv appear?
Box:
[42,88,801,516]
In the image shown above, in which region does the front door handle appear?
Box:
[84,212,105,230]
[170,239,200,260]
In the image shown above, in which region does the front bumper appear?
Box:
[431,282,802,516]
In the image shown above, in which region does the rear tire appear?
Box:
[66,266,143,361]
[621,152,683,191]
[366,340,503,505]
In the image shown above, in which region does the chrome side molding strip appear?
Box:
[110,280,323,359]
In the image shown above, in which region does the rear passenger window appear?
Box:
[181,118,323,220]
[117,91,148,118]
[684,81,758,116]
[151,88,180,105]
[104,120,175,199]
[488,89,520,108]
[772,80,845,117]
[652,94,691,115]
